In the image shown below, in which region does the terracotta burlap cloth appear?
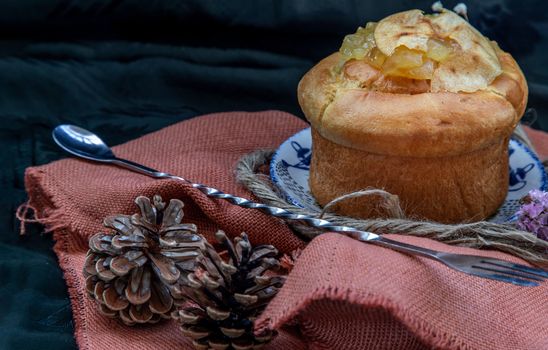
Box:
[23,111,548,350]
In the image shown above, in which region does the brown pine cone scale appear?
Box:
[83,195,205,325]
[173,231,284,350]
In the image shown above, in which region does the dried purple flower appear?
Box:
[516,190,548,241]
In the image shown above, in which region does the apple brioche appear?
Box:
[298,9,527,223]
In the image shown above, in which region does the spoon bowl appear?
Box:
[52,125,115,162]
[52,124,166,176]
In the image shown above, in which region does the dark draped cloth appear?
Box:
[2,1,547,348]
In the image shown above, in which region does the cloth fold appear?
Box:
[23,111,548,350]
[257,233,548,349]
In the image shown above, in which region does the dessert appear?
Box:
[297,8,527,223]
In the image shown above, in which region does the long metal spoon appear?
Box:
[52,124,548,286]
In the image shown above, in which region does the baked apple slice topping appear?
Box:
[338,7,502,92]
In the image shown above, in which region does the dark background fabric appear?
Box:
[1,1,547,349]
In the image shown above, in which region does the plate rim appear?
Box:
[270,127,312,208]
[271,127,548,216]
[510,136,548,192]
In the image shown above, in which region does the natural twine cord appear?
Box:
[319,188,406,220]
[235,149,548,267]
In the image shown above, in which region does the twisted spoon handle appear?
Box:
[182,178,443,257]
[112,157,379,242]
[173,175,381,242]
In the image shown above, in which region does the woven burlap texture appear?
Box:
[23,111,548,350]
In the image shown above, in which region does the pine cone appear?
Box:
[173,231,285,350]
[83,195,205,325]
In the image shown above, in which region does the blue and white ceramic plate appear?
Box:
[270,127,548,223]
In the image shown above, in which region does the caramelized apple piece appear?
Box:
[405,59,435,79]
[374,9,434,55]
[426,38,453,62]
[366,47,386,69]
[340,22,377,61]
[382,46,423,76]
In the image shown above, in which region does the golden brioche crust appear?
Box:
[310,129,508,223]
[298,50,527,157]
[487,47,528,117]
